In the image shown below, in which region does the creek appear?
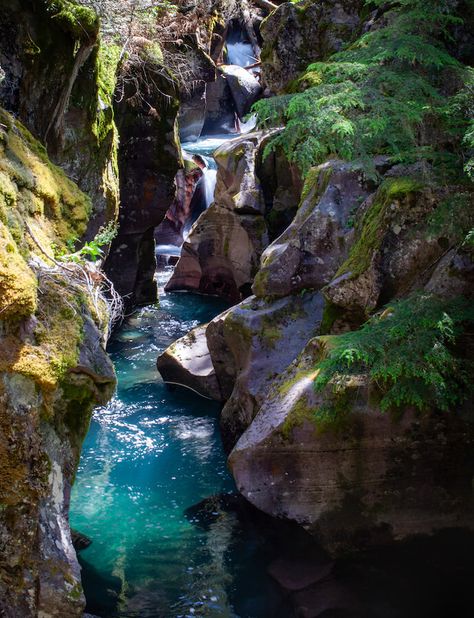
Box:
[70,269,291,618]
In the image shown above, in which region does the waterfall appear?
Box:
[226,40,257,68]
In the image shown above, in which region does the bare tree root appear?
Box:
[26,223,124,340]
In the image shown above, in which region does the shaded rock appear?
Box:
[202,74,237,135]
[206,291,325,450]
[165,203,263,302]
[252,160,374,299]
[157,324,222,400]
[104,57,181,308]
[268,558,334,593]
[178,89,207,141]
[228,337,474,555]
[155,165,203,248]
[72,530,92,552]
[257,136,303,241]
[261,1,362,93]
[220,64,263,118]
[292,579,360,618]
[425,245,474,299]
[323,181,464,322]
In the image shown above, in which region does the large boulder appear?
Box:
[206,291,325,450]
[157,325,222,400]
[252,160,375,299]
[220,64,263,118]
[260,0,362,93]
[229,337,474,555]
[165,203,264,302]
[323,179,469,324]
[166,131,303,302]
[213,132,265,214]
[166,133,270,301]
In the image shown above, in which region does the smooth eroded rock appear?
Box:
[157,324,222,400]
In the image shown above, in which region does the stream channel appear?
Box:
[70,266,288,618]
[69,28,474,618]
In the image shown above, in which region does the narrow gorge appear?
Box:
[0,1,473,617]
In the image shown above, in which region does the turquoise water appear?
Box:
[70,268,283,618]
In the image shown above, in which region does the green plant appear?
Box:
[254,0,472,178]
[314,294,474,412]
[62,221,118,263]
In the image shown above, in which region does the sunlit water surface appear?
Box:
[70,269,282,618]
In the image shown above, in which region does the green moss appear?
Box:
[140,41,164,65]
[0,108,92,245]
[46,0,99,41]
[320,301,346,335]
[280,395,314,440]
[252,267,269,298]
[336,177,424,280]
[278,367,316,397]
[261,325,282,349]
[300,164,332,204]
[225,315,253,348]
[223,237,230,257]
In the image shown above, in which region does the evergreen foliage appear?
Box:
[254,0,473,177]
[314,294,474,412]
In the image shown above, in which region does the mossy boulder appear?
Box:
[206,291,325,450]
[323,176,472,324]
[252,160,375,299]
[229,336,474,555]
